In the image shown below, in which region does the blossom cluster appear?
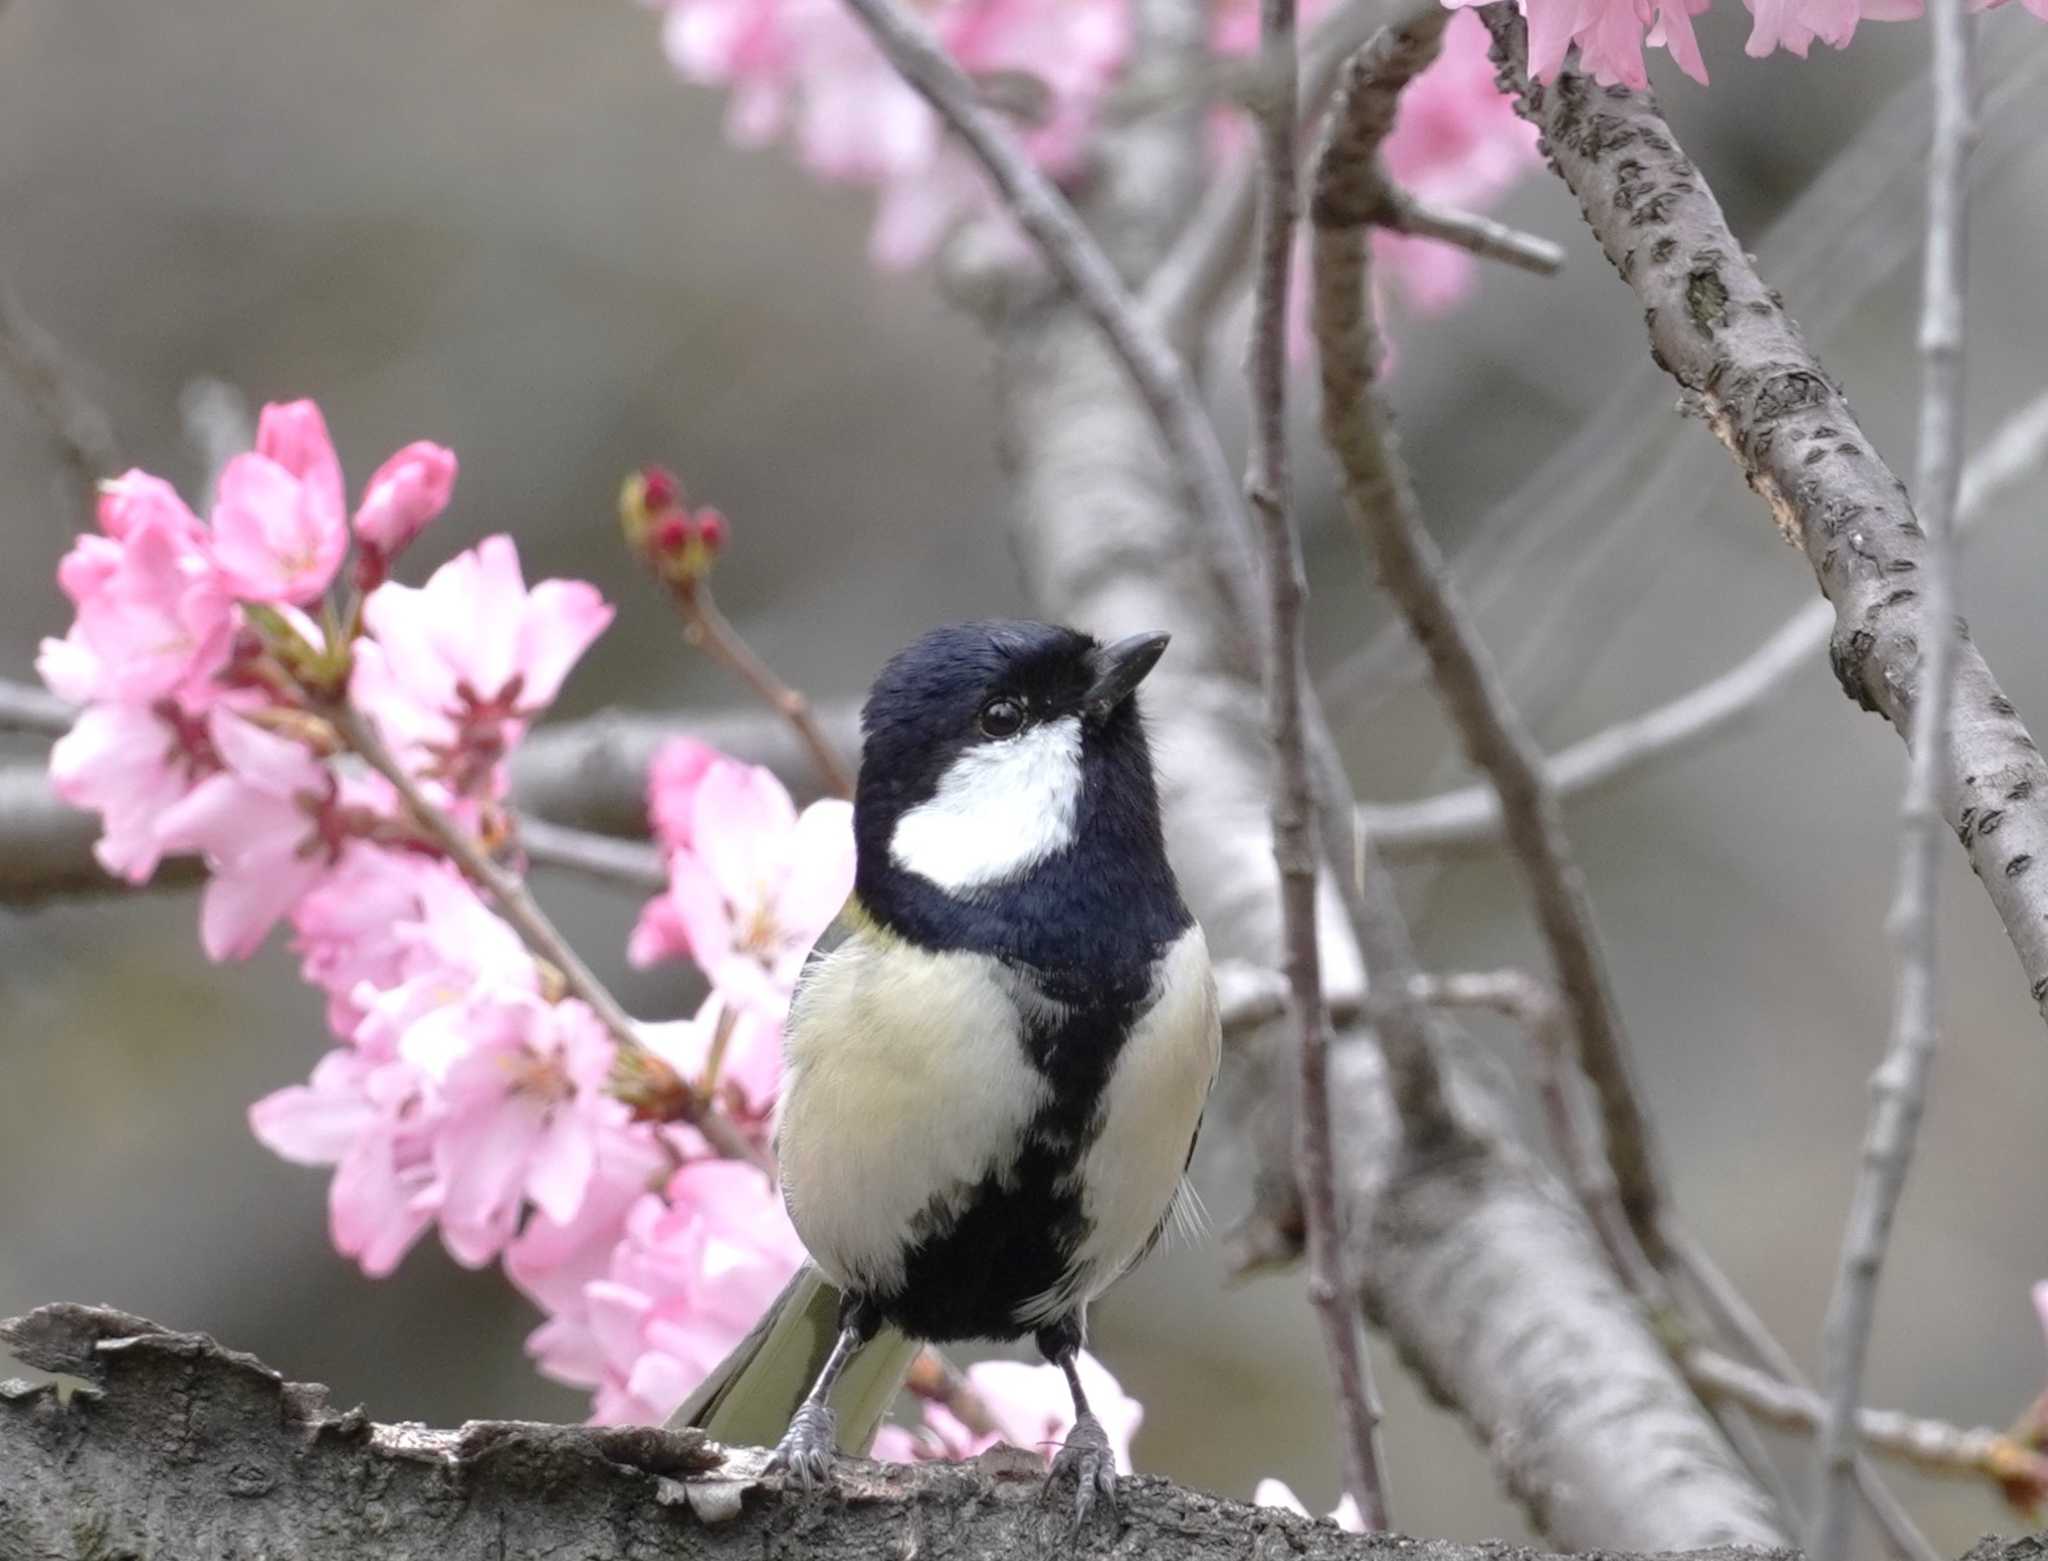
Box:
[41,404,1138,1459]
[646,0,1537,315]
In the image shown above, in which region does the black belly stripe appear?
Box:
[873,964,1157,1343]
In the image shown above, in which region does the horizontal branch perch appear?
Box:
[0,1303,1805,1561]
[0,698,859,905]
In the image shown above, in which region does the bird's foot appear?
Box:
[766,1401,838,1491]
[1041,1410,1119,1532]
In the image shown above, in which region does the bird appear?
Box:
[672,618,1220,1523]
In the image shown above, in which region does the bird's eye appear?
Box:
[977,697,1027,739]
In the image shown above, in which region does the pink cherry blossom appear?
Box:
[353,535,613,802]
[208,401,352,603]
[153,708,368,960]
[874,1351,1141,1469]
[647,735,724,853]
[46,697,222,881]
[525,1157,803,1424]
[504,1127,671,1319]
[40,503,234,706]
[627,758,853,1020]
[652,0,1127,268]
[250,1047,439,1277]
[349,865,541,1073]
[429,996,636,1267]
[290,845,456,1034]
[353,440,459,559]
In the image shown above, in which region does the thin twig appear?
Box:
[326,702,766,1171]
[0,273,120,520]
[1811,11,1976,1561]
[671,583,854,799]
[1246,0,1389,1531]
[1377,193,1563,276]
[1407,969,1665,1303]
[1354,388,2048,856]
[515,814,667,891]
[1141,0,1560,350]
[1310,14,1667,1265]
[1691,1345,2048,1505]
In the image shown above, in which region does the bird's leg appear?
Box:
[766,1296,877,1490]
[1035,1313,1119,1529]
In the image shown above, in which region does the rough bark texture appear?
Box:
[1481,10,2048,1025]
[0,1303,1794,1561]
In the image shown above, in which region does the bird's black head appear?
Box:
[851,620,1186,966]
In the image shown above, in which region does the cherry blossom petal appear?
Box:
[255,399,347,533]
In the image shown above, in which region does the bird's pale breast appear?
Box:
[776,925,1048,1298]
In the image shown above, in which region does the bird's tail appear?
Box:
[666,1262,919,1453]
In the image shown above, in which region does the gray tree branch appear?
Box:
[1812,10,1976,1560]
[0,699,859,906]
[0,1302,1718,1561]
[1478,11,2048,1031]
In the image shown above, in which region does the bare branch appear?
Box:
[0,677,71,737]
[1354,390,2048,857]
[1140,0,1557,352]
[1321,42,2048,736]
[0,272,120,519]
[515,814,667,891]
[1812,12,1976,1561]
[1481,16,2048,1021]
[6,1302,1657,1561]
[1376,192,1564,275]
[1311,15,1669,1270]
[1684,1343,2048,1507]
[0,701,860,907]
[1244,0,1391,1529]
[652,574,855,799]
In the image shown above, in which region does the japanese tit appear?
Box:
[675,620,1219,1522]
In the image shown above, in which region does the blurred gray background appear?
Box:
[3,0,2046,1549]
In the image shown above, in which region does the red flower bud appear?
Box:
[695,508,729,552]
[639,465,681,514]
[654,515,692,554]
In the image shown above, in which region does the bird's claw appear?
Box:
[767,1401,839,1491]
[1041,1410,1119,1532]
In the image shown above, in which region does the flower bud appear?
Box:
[619,465,725,588]
[354,442,458,562]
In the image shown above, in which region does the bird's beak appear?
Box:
[1084,630,1171,719]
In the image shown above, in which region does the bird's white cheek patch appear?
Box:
[888,716,1083,892]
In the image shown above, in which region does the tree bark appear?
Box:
[0,1304,1773,1561]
